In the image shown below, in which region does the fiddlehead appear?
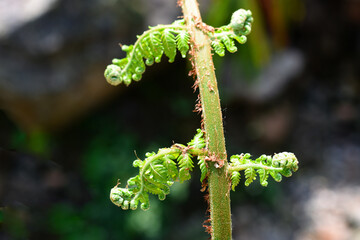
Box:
[229,152,298,190]
[110,129,207,210]
[104,20,190,86]
[229,9,253,36]
[209,9,253,56]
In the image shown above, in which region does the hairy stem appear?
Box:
[181,0,232,239]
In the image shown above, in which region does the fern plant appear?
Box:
[105,1,298,239]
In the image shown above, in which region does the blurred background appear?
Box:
[0,0,359,239]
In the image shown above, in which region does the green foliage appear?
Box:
[244,167,257,186]
[209,9,253,56]
[104,9,254,86]
[104,7,299,240]
[211,39,225,57]
[229,9,253,36]
[230,171,240,191]
[178,153,194,182]
[189,129,208,182]
[187,128,206,149]
[110,129,207,211]
[229,152,298,190]
[48,122,178,240]
[104,20,189,86]
[162,29,177,62]
[176,31,190,58]
[197,156,208,182]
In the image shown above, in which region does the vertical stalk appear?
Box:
[181,0,232,239]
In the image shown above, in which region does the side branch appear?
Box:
[110,129,207,211]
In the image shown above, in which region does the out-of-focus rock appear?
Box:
[223,49,304,103]
[0,0,180,132]
[296,185,360,240]
[248,104,293,147]
[0,0,58,37]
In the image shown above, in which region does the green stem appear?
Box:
[181,1,232,239]
[229,164,283,172]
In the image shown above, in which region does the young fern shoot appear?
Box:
[104,10,253,86]
[110,129,207,210]
[229,152,299,190]
[105,3,299,239]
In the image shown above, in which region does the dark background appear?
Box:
[0,0,359,239]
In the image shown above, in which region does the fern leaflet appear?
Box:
[198,156,208,182]
[230,171,240,191]
[176,31,190,58]
[162,29,177,63]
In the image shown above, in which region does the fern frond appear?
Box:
[110,129,207,210]
[178,153,194,182]
[105,9,254,86]
[138,39,154,64]
[228,152,298,190]
[198,156,208,182]
[211,40,225,56]
[220,35,237,53]
[162,155,178,181]
[104,64,122,86]
[104,22,189,86]
[208,8,253,56]
[231,34,247,45]
[176,31,190,58]
[229,9,254,36]
[230,171,240,191]
[148,32,164,62]
[188,129,206,149]
[244,167,256,186]
[149,160,168,181]
[257,168,269,187]
[162,29,177,63]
